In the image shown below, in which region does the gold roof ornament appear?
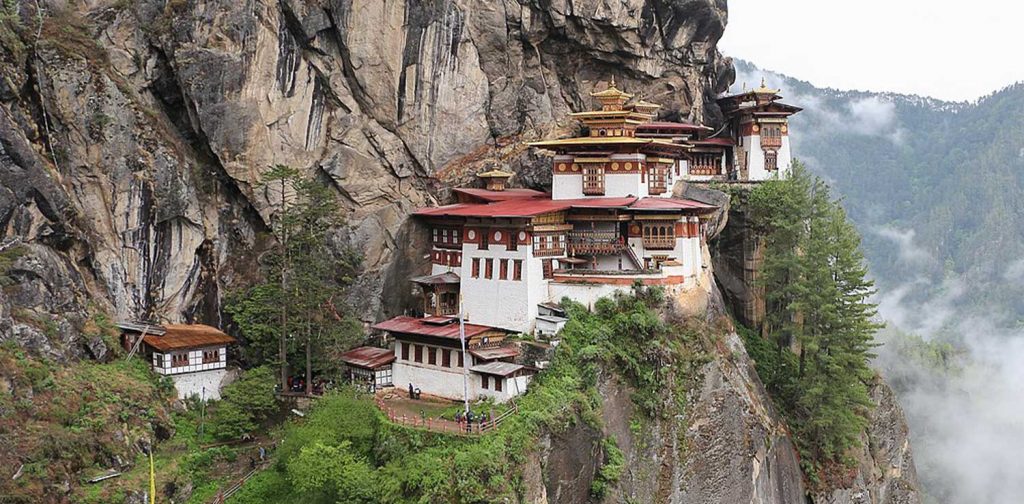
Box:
[477,169,514,179]
[630,91,661,115]
[754,77,780,95]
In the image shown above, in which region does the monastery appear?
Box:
[360,79,801,402]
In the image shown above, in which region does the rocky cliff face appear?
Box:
[522,280,922,504]
[0,0,733,358]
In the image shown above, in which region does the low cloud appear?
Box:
[873,226,934,266]
[1005,258,1024,282]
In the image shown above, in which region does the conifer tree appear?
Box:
[749,161,882,465]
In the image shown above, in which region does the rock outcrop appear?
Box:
[0,0,733,357]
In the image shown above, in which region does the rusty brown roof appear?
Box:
[143,324,236,352]
[469,345,520,361]
[339,346,396,369]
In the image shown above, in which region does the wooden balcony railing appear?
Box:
[642,237,676,250]
[567,231,625,255]
[761,136,782,148]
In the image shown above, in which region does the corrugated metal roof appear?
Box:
[410,272,461,285]
[469,345,520,360]
[453,188,547,202]
[339,346,396,369]
[629,197,717,212]
[142,324,235,352]
[470,361,526,377]
[636,121,711,131]
[371,316,498,340]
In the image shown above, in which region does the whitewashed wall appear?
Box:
[171,368,230,400]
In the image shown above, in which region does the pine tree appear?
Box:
[226,166,362,393]
[749,161,883,465]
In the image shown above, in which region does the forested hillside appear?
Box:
[735,61,1024,504]
[735,61,1024,322]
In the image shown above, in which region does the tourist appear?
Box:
[408,383,414,399]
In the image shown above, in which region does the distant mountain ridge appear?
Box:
[733,60,1024,325]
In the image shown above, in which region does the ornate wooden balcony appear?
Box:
[642,237,676,250]
[567,231,625,255]
[761,136,782,148]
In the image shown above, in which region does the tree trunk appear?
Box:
[305,325,312,395]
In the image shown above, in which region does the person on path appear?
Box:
[408,383,414,399]
[258,445,266,462]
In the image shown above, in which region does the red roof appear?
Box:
[339,346,396,369]
[469,345,521,360]
[630,197,717,212]
[415,196,650,218]
[691,137,734,146]
[453,188,548,203]
[636,121,711,132]
[142,324,236,352]
[371,316,499,340]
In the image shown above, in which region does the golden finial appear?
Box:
[611,75,617,89]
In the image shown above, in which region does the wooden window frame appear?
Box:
[458,350,464,368]
[471,257,480,278]
[414,344,423,363]
[764,150,778,171]
[494,377,503,392]
[481,375,489,389]
[485,258,494,279]
[172,353,189,368]
[479,229,489,250]
[442,349,451,368]
[513,259,522,281]
[427,346,436,366]
[507,231,518,251]
[202,349,219,364]
[582,164,605,195]
[542,259,554,279]
[499,259,508,280]
[401,342,410,360]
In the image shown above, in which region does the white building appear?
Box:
[370,82,731,402]
[339,346,396,392]
[373,316,534,403]
[120,323,236,400]
[713,80,803,181]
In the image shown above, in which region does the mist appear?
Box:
[871,228,1024,504]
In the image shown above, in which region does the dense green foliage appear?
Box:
[0,343,176,502]
[230,289,707,503]
[224,166,362,389]
[208,366,280,440]
[747,164,881,469]
[738,60,1024,322]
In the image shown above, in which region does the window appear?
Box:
[648,163,668,194]
[154,354,165,368]
[542,259,554,279]
[761,124,782,148]
[499,259,508,280]
[642,223,676,250]
[764,151,778,171]
[427,347,436,365]
[172,353,189,367]
[481,375,489,389]
[458,351,464,368]
[431,227,462,249]
[414,345,423,363]
[375,366,393,387]
[479,229,489,250]
[533,234,564,256]
[442,349,451,368]
[495,377,503,392]
[471,258,480,278]
[582,163,605,195]
[507,231,518,251]
[485,258,493,279]
[401,342,410,360]
[690,154,721,176]
[202,349,219,364]
[513,259,523,281]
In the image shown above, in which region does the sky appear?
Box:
[719,0,1024,102]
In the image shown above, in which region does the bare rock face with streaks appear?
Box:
[0,0,733,356]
